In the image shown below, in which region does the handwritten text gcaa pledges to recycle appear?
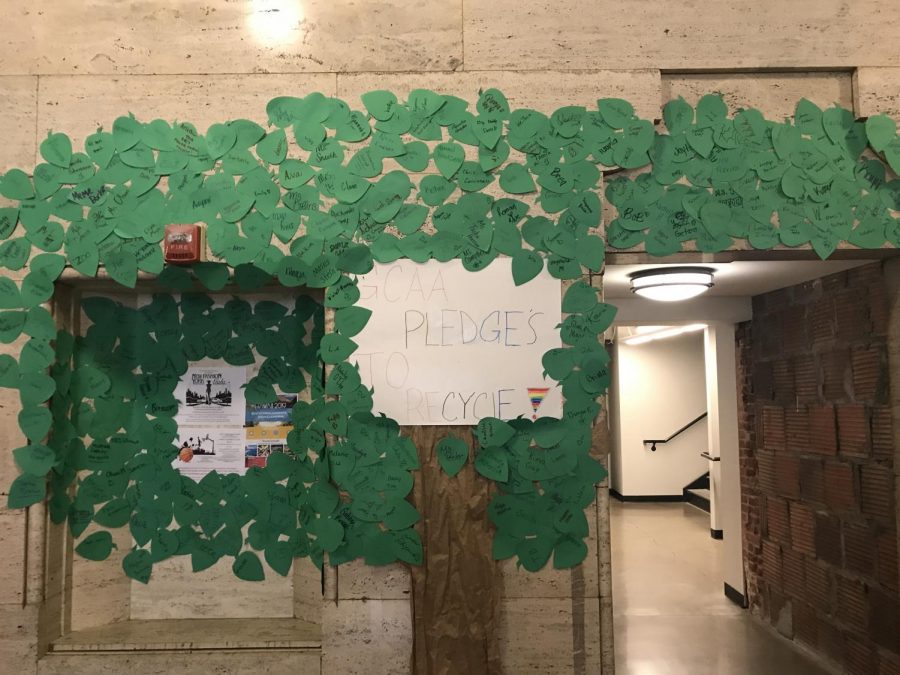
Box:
[353,259,562,425]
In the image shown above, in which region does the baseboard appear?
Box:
[710,528,723,540]
[609,489,685,503]
[724,582,747,608]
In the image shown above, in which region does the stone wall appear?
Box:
[740,263,900,674]
[2,1,900,673]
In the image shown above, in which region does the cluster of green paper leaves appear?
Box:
[607,96,900,259]
[461,282,613,569]
[434,281,614,570]
[8,288,357,582]
[1,88,897,578]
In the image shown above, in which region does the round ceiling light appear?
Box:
[629,267,715,302]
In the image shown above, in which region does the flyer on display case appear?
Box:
[244,394,297,469]
[173,428,246,480]
[173,366,246,427]
[172,366,248,479]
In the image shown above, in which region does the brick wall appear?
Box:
[739,262,900,675]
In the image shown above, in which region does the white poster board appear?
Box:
[353,259,563,425]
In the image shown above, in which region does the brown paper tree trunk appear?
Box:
[407,425,501,674]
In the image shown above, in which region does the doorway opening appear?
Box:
[605,256,884,674]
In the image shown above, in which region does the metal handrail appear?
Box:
[643,412,708,452]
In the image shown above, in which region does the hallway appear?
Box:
[612,502,830,675]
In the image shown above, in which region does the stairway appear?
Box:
[683,472,710,513]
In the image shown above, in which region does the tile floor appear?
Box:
[611,501,831,675]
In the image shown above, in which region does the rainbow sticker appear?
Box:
[528,387,551,420]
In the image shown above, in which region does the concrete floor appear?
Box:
[611,501,830,675]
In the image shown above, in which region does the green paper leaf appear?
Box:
[394,203,428,235]
[75,531,114,561]
[8,473,46,509]
[597,98,634,129]
[434,142,464,179]
[86,129,115,168]
[0,354,19,387]
[193,262,230,290]
[580,353,611,394]
[94,499,132,527]
[500,164,536,194]
[41,132,73,168]
[324,276,360,308]
[697,94,728,128]
[0,277,20,309]
[265,540,294,577]
[866,114,897,153]
[575,233,604,272]
[0,169,34,200]
[334,306,372,337]
[542,348,574,381]
[245,377,277,405]
[395,141,430,172]
[663,97,693,134]
[319,333,357,364]
[0,207,18,240]
[475,447,509,482]
[457,162,494,192]
[390,528,423,565]
[437,436,469,477]
[583,302,618,333]
[19,371,55,405]
[562,281,598,313]
[13,444,55,475]
[24,307,54,340]
[362,90,398,121]
[553,536,588,569]
[142,119,176,151]
[279,159,316,189]
[205,123,237,159]
[335,111,372,142]
[419,175,455,206]
[325,361,362,395]
[407,89,445,116]
[0,310,26,343]
[477,88,510,117]
[479,139,510,172]
[511,249,543,286]
[123,548,153,583]
[384,499,421,530]
[516,535,554,572]
[316,517,344,552]
[475,417,515,448]
[276,255,308,287]
[232,551,266,581]
[105,249,138,288]
[257,129,288,165]
[19,405,52,441]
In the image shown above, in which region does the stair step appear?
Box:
[684,471,711,491]
[684,487,711,514]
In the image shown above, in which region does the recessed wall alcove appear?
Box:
[38,270,324,673]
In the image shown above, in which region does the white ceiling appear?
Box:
[603,260,875,299]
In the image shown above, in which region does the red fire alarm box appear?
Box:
[164,224,203,264]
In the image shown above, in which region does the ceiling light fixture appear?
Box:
[247,0,303,45]
[624,324,707,346]
[629,267,715,302]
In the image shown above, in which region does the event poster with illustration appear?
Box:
[172,366,247,479]
[173,366,246,426]
[244,394,296,469]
